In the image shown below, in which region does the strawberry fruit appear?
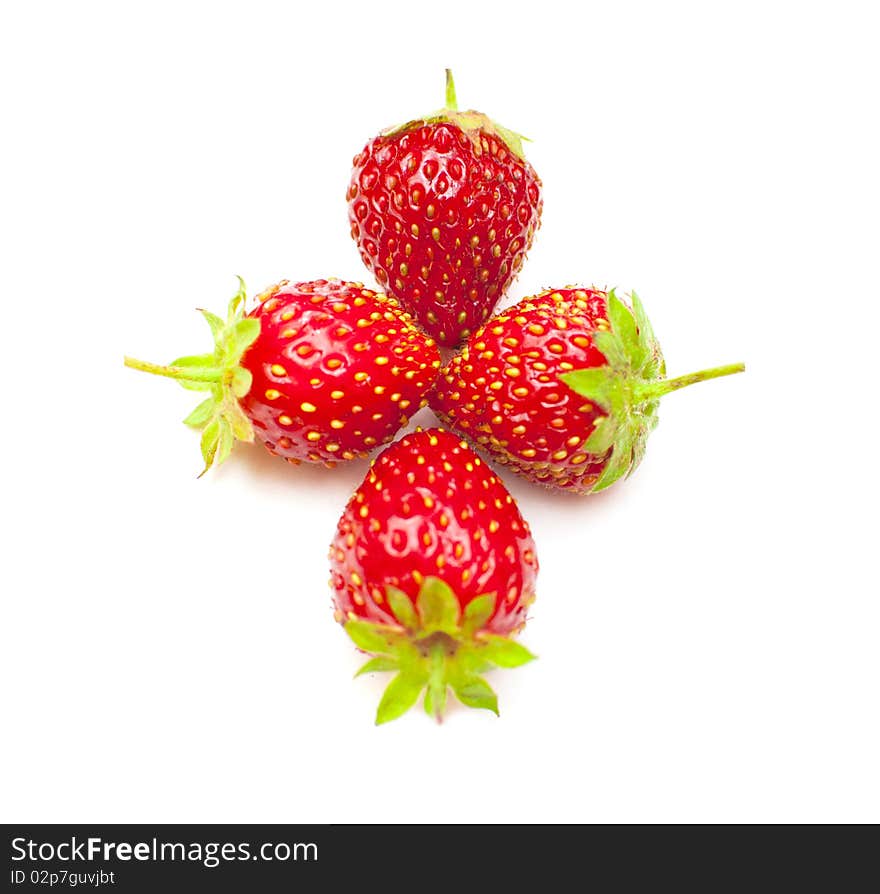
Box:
[330,428,538,723]
[125,278,440,472]
[432,287,745,494]
[347,70,542,346]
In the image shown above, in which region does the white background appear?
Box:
[2,1,877,823]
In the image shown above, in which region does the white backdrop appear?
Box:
[1,0,877,823]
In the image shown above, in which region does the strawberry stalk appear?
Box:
[124,277,259,474]
[123,357,228,383]
[634,362,746,400]
[445,68,458,111]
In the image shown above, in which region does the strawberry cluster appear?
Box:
[126,72,744,724]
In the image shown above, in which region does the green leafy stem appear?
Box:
[382,69,530,160]
[124,277,260,475]
[345,577,536,725]
[560,289,745,493]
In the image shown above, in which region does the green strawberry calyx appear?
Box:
[345,576,536,725]
[382,69,530,160]
[560,289,745,494]
[123,277,260,475]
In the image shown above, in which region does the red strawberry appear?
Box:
[432,287,745,494]
[330,428,538,724]
[125,278,441,473]
[347,70,542,346]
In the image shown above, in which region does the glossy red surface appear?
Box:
[348,122,542,346]
[432,288,612,493]
[330,429,539,636]
[240,279,440,464]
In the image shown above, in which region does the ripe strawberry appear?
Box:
[432,287,745,494]
[330,428,538,724]
[347,70,542,346]
[125,278,441,473]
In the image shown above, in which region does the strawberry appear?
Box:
[330,428,538,724]
[125,277,441,473]
[432,287,745,494]
[347,70,542,347]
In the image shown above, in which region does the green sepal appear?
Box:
[354,656,399,677]
[386,585,419,631]
[199,419,221,475]
[559,288,743,493]
[376,671,429,725]
[228,275,248,317]
[591,327,629,371]
[457,651,494,676]
[224,317,260,363]
[605,290,641,362]
[493,122,528,159]
[224,395,254,441]
[182,397,215,428]
[346,577,535,724]
[590,421,636,493]
[462,593,495,636]
[561,368,615,415]
[345,620,406,655]
[124,277,260,474]
[476,634,537,668]
[450,676,499,716]
[630,291,665,378]
[231,366,253,398]
[216,418,234,467]
[558,288,665,493]
[582,414,617,455]
[416,577,460,634]
[629,422,651,474]
[380,70,530,161]
[199,309,226,340]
